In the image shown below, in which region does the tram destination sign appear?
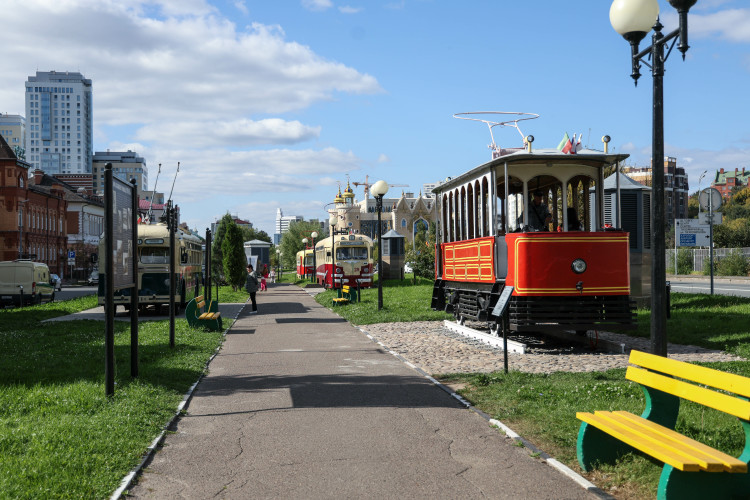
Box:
[675,219,710,247]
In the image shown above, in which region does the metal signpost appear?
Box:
[491,286,514,374]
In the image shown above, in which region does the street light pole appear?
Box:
[371,180,389,311]
[610,0,697,357]
[311,231,318,284]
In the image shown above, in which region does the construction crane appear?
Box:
[351,174,408,199]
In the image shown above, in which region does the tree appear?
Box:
[222,222,246,291]
[279,221,321,270]
[211,213,234,281]
[405,221,436,279]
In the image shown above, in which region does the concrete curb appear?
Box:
[357,325,615,500]
[109,300,249,500]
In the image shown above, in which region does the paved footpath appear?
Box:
[127,283,600,499]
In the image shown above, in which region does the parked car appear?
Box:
[404,263,413,274]
[50,273,62,291]
[88,270,99,285]
[0,260,55,307]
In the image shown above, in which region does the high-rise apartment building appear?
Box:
[0,113,26,157]
[274,208,302,244]
[622,156,689,222]
[24,71,93,175]
[92,150,148,199]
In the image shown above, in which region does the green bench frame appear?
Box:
[332,285,356,306]
[576,349,750,499]
[185,295,223,331]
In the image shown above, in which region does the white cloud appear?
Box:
[377,153,390,163]
[301,0,333,12]
[134,119,321,147]
[0,1,382,125]
[664,8,750,43]
[234,1,248,15]
[339,6,363,14]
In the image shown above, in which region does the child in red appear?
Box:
[260,265,269,291]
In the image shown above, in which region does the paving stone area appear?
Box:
[360,321,744,375]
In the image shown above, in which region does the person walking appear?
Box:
[245,264,259,314]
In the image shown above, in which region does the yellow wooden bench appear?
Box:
[576,350,750,499]
[332,285,353,306]
[185,295,222,331]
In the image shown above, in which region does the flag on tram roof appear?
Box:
[557,132,570,151]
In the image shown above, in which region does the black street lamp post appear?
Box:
[371,180,389,310]
[311,231,318,284]
[610,0,697,356]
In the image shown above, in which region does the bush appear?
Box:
[671,249,693,274]
[716,250,749,276]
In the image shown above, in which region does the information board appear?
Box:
[675,219,710,247]
[112,177,135,289]
[491,286,514,317]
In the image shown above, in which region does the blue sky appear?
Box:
[1,0,749,236]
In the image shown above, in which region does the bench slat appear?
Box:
[197,301,206,309]
[613,411,747,472]
[629,350,750,399]
[195,295,204,302]
[577,411,702,471]
[627,366,750,420]
[597,411,727,471]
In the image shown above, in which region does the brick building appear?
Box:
[0,135,67,274]
[712,167,750,198]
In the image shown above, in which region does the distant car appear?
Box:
[404,263,413,273]
[50,273,62,291]
[88,270,99,285]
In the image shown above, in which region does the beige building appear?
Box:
[329,181,437,248]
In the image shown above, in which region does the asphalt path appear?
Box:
[125,283,601,499]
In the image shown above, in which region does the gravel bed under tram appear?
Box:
[361,321,744,375]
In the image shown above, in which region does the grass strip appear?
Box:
[0,297,223,499]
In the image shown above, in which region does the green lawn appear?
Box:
[0,296,223,499]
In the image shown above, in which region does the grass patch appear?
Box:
[313,276,452,324]
[0,297,223,499]
[617,292,750,358]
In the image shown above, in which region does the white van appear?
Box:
[0,260,55,307]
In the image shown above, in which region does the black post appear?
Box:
[105,163,115,397]
[205,228,211,303]
[649,21,667,357]
[376,194,384,310]
[331,231,336,289]
[168,202,175,348]
[130,178,139,378]
[311,236,316,284]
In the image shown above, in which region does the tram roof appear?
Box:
[432,148,629,194]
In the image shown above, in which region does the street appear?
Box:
[54,285,97,301]
[669,279,750,298]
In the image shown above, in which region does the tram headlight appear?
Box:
[571,258,587,274]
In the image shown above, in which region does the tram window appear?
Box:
[181,251,188,264]
[337,247,368,260]
[141,247,170,264]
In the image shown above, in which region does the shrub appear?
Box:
[671,249,693,274]
[716,249,749,276]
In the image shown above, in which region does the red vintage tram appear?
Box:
[296,248,314,279]
[431,120,636,335]
[314,233,374,288]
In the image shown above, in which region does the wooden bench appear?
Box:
[332,285,355,306]
[576,350,750,499]
[185,295,223,331]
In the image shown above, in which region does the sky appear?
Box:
[1,0,749,237]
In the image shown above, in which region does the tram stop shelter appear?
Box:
[243,239,271,270]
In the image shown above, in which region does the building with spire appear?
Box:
[329,180,438,248]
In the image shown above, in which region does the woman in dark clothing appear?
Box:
[245,264,259,314]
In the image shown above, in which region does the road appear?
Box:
[55,285,98,301]
[669,279,750,298]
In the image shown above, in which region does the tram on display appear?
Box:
[98,223,204,312]
[296,248,314,279]
[431,115,636,335]
[314,233,374,288]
